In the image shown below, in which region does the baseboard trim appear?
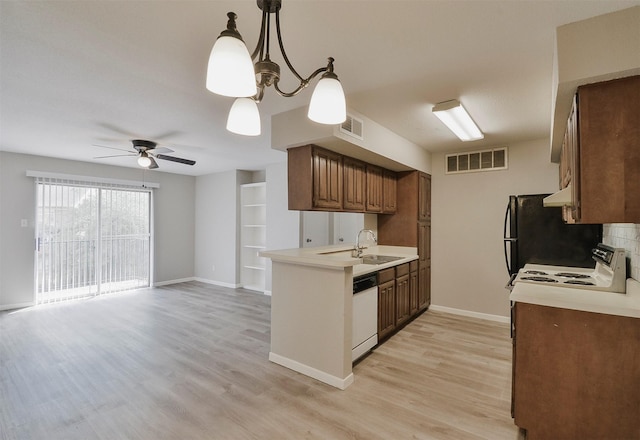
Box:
[153,277,196,287]
[429,304,509,324]
[269,352,354,390]
[193,277,240,289]
[0,301,36,312]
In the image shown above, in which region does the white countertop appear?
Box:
[260,244,418,276]
[510,277,640,318]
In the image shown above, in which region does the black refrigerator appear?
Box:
[503,194,602,276]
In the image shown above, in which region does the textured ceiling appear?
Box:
[1,0,638,176]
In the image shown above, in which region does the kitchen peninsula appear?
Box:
[260,244,417,389]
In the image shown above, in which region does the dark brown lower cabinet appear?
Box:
[418,262,430,310]
[378,262,422,342]
[395,264,411,327]
[409,261,418,315]
[513,302,640,440]
[377,268,396,340]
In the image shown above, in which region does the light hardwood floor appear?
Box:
[1,281,520,440]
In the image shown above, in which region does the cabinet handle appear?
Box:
[306,238,312,242]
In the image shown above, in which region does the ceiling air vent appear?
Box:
[446,147,508,174]
[340,114,364,140]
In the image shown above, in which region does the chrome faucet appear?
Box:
[353,229,377,257]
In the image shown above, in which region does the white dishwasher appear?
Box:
[352,273,378,362]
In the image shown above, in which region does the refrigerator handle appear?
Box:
[503,201,516,275]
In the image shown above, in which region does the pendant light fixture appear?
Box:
[206,0,346,136]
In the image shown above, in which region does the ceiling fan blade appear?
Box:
[94,154,137,159]
[92,144,134,153]
[148,157,159,169]
[152,147,174,154]
[155,154,196,166]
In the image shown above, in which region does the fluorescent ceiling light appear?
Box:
[432,99,484,141]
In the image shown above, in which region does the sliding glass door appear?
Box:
[35,180,151,304]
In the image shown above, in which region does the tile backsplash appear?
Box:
[603,223,640,281]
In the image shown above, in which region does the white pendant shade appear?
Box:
[206,36,257,98]
[432,100,484,141]
[307,76,346,125]
[226,98,261,136]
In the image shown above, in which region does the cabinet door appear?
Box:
[382,169,397,214]
[366,165,383,212]
[313,147,343,210]
[559,98,575,191]
[418,262,430,310]
[409,266,418,315]
[418,221,430,262]
[513,303,640,439]
[563,95,579,223]
[418,172,431,221]
[287,145,315,210]
[343,157,366,211]
[377,278,396,340]
[573,76,640,223]
[560,100,575,224]
[395,272,410,326]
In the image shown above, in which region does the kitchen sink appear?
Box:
[360,254,404,265]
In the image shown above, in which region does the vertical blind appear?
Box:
[34,176,152,304]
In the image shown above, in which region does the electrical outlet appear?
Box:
[211,265,215,272]
[21,219,28,227]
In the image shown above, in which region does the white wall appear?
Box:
[265,161,301,294]
[431,138,559,318]
[194,169,251,287]
[0,152,195,310]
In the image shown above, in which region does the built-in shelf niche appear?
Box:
[240,182,266,292]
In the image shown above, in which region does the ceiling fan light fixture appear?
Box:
[226,97,261,136]
[432,99,484,141]
[308,71,347,125]
[207,1,347,136]
[206,13,257,97]
[137,152,152,168]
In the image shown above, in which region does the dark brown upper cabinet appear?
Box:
[383,169,398,214]
[559,75,640,223]
[343,156,366,212]
[288,145,342,211]
[366,164,383,213]
[287,145,396,214]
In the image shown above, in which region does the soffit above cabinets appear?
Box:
[271,106,430,174]
[550,6,640,162]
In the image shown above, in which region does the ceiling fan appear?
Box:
[94,139,196,169]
